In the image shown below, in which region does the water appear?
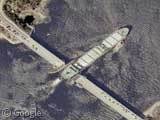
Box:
[31,0,70,63]
[31,0,147,119]
[33,0,73,119]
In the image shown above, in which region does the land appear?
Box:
[144,101,160,120]
[0,0,64,119]
[0,0,160,120]
[3,0,50,33]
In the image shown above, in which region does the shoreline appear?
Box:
[143,101,160,119]
[33,0,52,24]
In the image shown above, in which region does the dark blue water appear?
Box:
[82,72,145,119]
[31,0,70,63]
[33,0,73,119]
[32,0,145,119]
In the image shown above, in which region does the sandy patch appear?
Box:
[144,101,160,120]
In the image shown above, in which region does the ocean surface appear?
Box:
[31,0,160,120]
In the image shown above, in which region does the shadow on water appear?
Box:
[31,33,70,63]
[31,0,71,63]
[82,72,145,119]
